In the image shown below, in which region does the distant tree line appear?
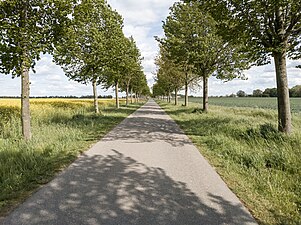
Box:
[236,85,301,98]
[0,95,114,99]
[79,95,113,99]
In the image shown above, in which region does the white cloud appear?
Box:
[207,60,301,96]
[109,0,176,26]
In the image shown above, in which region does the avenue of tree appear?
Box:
[0,0,150,140]
[154,0,301,134]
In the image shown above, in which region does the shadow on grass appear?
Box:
[1,150,256,225]
[160,103,283,143]
[173,116,233,137]
[49,106,141,142]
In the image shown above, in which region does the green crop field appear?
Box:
[180,97,301,113]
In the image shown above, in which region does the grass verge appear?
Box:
[158,100,301,225]
[0,99,143,217]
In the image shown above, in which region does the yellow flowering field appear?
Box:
[0,98,122,108]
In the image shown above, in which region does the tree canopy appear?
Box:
[54,0,124,84]
[0,0,73,77]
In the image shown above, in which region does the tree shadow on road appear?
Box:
[2,150,256,225]
[102,103,193,147]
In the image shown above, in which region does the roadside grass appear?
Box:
[158,101,301,225]
[0,99,143,217]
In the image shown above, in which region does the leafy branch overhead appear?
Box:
[0,0,74,77]
[54,0,124,85]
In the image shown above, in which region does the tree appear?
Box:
[154,45,185,105]
[130,71,150,103]
[263,88,278,97]
[160,1,248,111]
[0,0,73,140]
[54,0,123,113]
[100,33,133,109]
[157,2,202,107]
[237,90,247,97]
[253,89,263,97]
[120,37,144,106]
[152,83,165,99]
[191,0,301,133]
[289,85,301,97]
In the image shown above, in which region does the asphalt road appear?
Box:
[1,100,258,225]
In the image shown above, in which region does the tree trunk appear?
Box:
[273,50,292,134]
[21,66,31,140]
[92,79,99,114]
[126,84,129,106]
[115,81,119,109]
[20,2,31,140]
[184,78,189,107]
[167,91,170,103]
[175,88,178,105]
[130,88,133,104]
[168,91,171,103]
[203,76,209,112]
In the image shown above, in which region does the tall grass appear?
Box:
[0,99,141,216]
[158,101,301,225]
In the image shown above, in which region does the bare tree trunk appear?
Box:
[92,79,99,114]
[168,91,171,103]
[20,2,31,140]
[130,88,133,104]
[184,77,189,107]
[21,65,31,140]
[203,76,209,112]
[126,85,129,106]
[115,81,119,109]
[175,88,178,105]
[273,50,292,133]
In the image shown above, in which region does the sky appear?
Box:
[0,0,300,97]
